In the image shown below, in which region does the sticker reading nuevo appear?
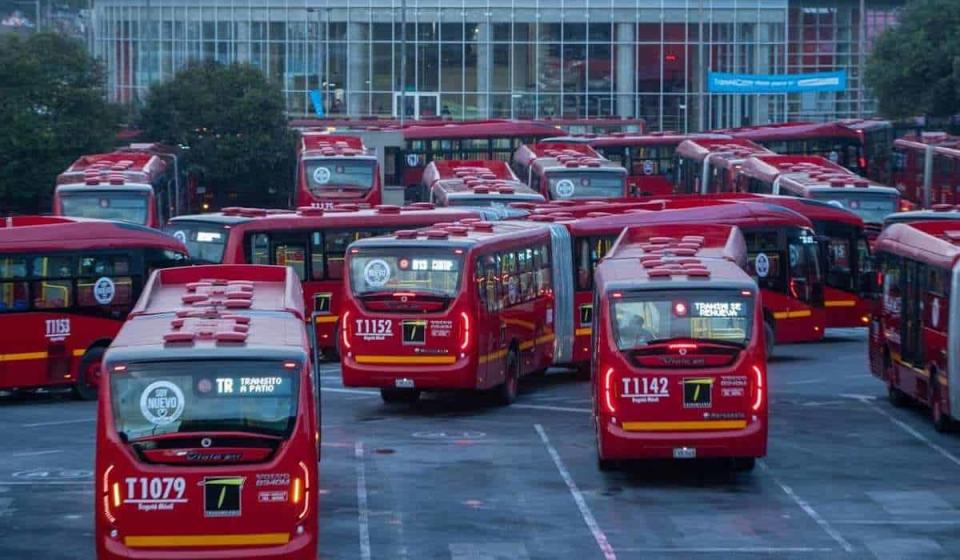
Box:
[139,381,185,426]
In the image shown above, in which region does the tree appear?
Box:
[865,0,960,119]
[0,32,119,214]
[139,61,296,209]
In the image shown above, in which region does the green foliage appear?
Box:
[139,61,296,209]
[865,0,960,119]
[0,32,119,214]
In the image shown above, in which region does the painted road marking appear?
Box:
[846,395,960,468]
[535,424,616,560]
[355,441,371,560]
[449,542,531,559]
[616,547,833,554]
[758,461,853,553]
[323,387,378,396]
[514,404,590,414]
[21,418,95,428]
[12,450,63,457]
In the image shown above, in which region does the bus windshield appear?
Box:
[349,249,463,297]
[546,171,624,200]
[110,360,299,441]
[304,158,375,194]
[163,222,228,264]
[810,190,898,224]
[612,290,754,349]
[59,191,149,224]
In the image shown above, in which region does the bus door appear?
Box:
[900,259,925,377]
[476,254,502,385]
[33,256,74,383]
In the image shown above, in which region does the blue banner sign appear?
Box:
[309,90,325,117]
[708,71,847,94]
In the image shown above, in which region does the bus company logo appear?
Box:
[185,452,243,463]
[660,356,706,367]
[363,259,391,288]
[555,179,576,198]
[93,276,116,305]
[139,381,185,426]
[312,166,332,185]
[201,476,244,517]
[703,411,744,420]
[172,230,187,243]
[44,319,70,340]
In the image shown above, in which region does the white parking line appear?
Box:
[12,450,63,457]
[515,403,590,414]
[846,395,960,469]
[323,387,378,396]
[835,519,960,525]
[535,424,616,560]
[759,461,854,553]
[355,441,372,560]
[22,418,95,428]
[616,547,833,554]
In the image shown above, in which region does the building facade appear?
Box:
[92,0,902,131]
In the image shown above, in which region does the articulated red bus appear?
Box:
[723,119,894,184]
[165,205,493,358]
[0,216,188,399]
[869,221,960,431]
[512,143,629,200]
[930,144,960,206]
[544,133,732,196]
[884,206,960,229]
[341,221,572,404]
[419,159,545,207]
[296,133,381,208]
[593,223,765,471]
[96,265,318,559]
[54,149,181,228]
[891,133,960,207]
[674,138,772,195]
[542,198,825,353]
[533,117,646,135]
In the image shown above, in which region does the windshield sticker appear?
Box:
[555,179,576,198]
[93,276,116,305]
[312,166,332,184]
[172,230,187,243]
[642,160,655,175]
[139,381,185,426]
[754,253,770,278]
[363,259,391,287]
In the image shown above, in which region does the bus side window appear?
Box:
[501,251,518,306]
[0,255,29,312]
[31,255,74,309]
[77,254,133,307]
[310,232,325,280]
[882,254,902,310]
[274,244,306,280]
[250,233,270,265]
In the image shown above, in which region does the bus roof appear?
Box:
[883,207,960,228]
[290,118,564,139]
[565,200,813,238]
[597,247,755,294]
[299,133,369,159]
[421,159,518,186]
[513,142,603,166]
[0,216,186,254]
[675,138,771,166]
[167,205,484,230]
[738,154,852,184]
[432,178,545,203]
[776,170,898,196]
[606,223,747,266]
[722,119,891,141]
[577,132,732,148]
[349,220,552,251]
[699,193,865,227]
[874,221,960,271]
[56,151,167,187]
[893,132,960,152]
[129,264,304,320]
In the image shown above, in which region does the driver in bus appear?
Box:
[622,313,657,347]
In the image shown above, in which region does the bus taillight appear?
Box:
[460,312,471,351]
[752,365,764,412]
[603,367,617,415]
[102,465,117,523]
[294,462,311,520]
[341,311,351,351]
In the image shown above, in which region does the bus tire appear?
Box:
[72,346,105,401]
[763,320,775,357]
[496,349,520,406]
[380,388,420,404]
[931,374,952,433]
[731,457,756,472]
[597,456,617,472]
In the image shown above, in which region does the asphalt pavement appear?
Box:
[2,329,960,559]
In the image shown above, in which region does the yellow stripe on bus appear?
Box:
[824,300,857,308]
[503,318,537,331]
[621,420,748,432]
[479,349,508,365]
[535,333,555,345]
[313,315,338,324]
[0,351,49,362]
[354,355,456,365]
[125,533,290,548]
[575,327,592,336]
[772,310,812,320]
[519,340,534,351]
[73,349,86,357]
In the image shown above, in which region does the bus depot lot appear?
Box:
[3,331,960,559]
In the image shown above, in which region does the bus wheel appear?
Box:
[72,346,105,401]
[731,457,756,472]
[763,321,775,357]
[380,388,420,405]
[596,421,616,471]
[887,384,909,408]
[496,349,520,406]
[931,381,952,433]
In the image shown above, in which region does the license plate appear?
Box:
[673,447,696,459]
[395,378,415,389]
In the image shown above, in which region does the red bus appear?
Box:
[533,117,646,135]
[884,206,960,229]
[592,223,765,471]
[54,150,178,228]
[95,265,318,559]
[296,133,381,208]
[292,119,564,199]
[674,138,772,195]
[891,133,960,207]
[723,119,895,184]
[165,205,493,358]
[869,221,960,431]
[418,159,544,207]
[546,198,825,354]
[512,143,629,200]
[0,216,188,399]
[340,221,571,404]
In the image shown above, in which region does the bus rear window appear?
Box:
[612,290,754,350]
[164,222,228,264]
[110,361,300,441]
[60,191,149,225]
[810,191,898,224]
[304,158,375,193]
[349,249,463,297]
[547,171,624,199]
